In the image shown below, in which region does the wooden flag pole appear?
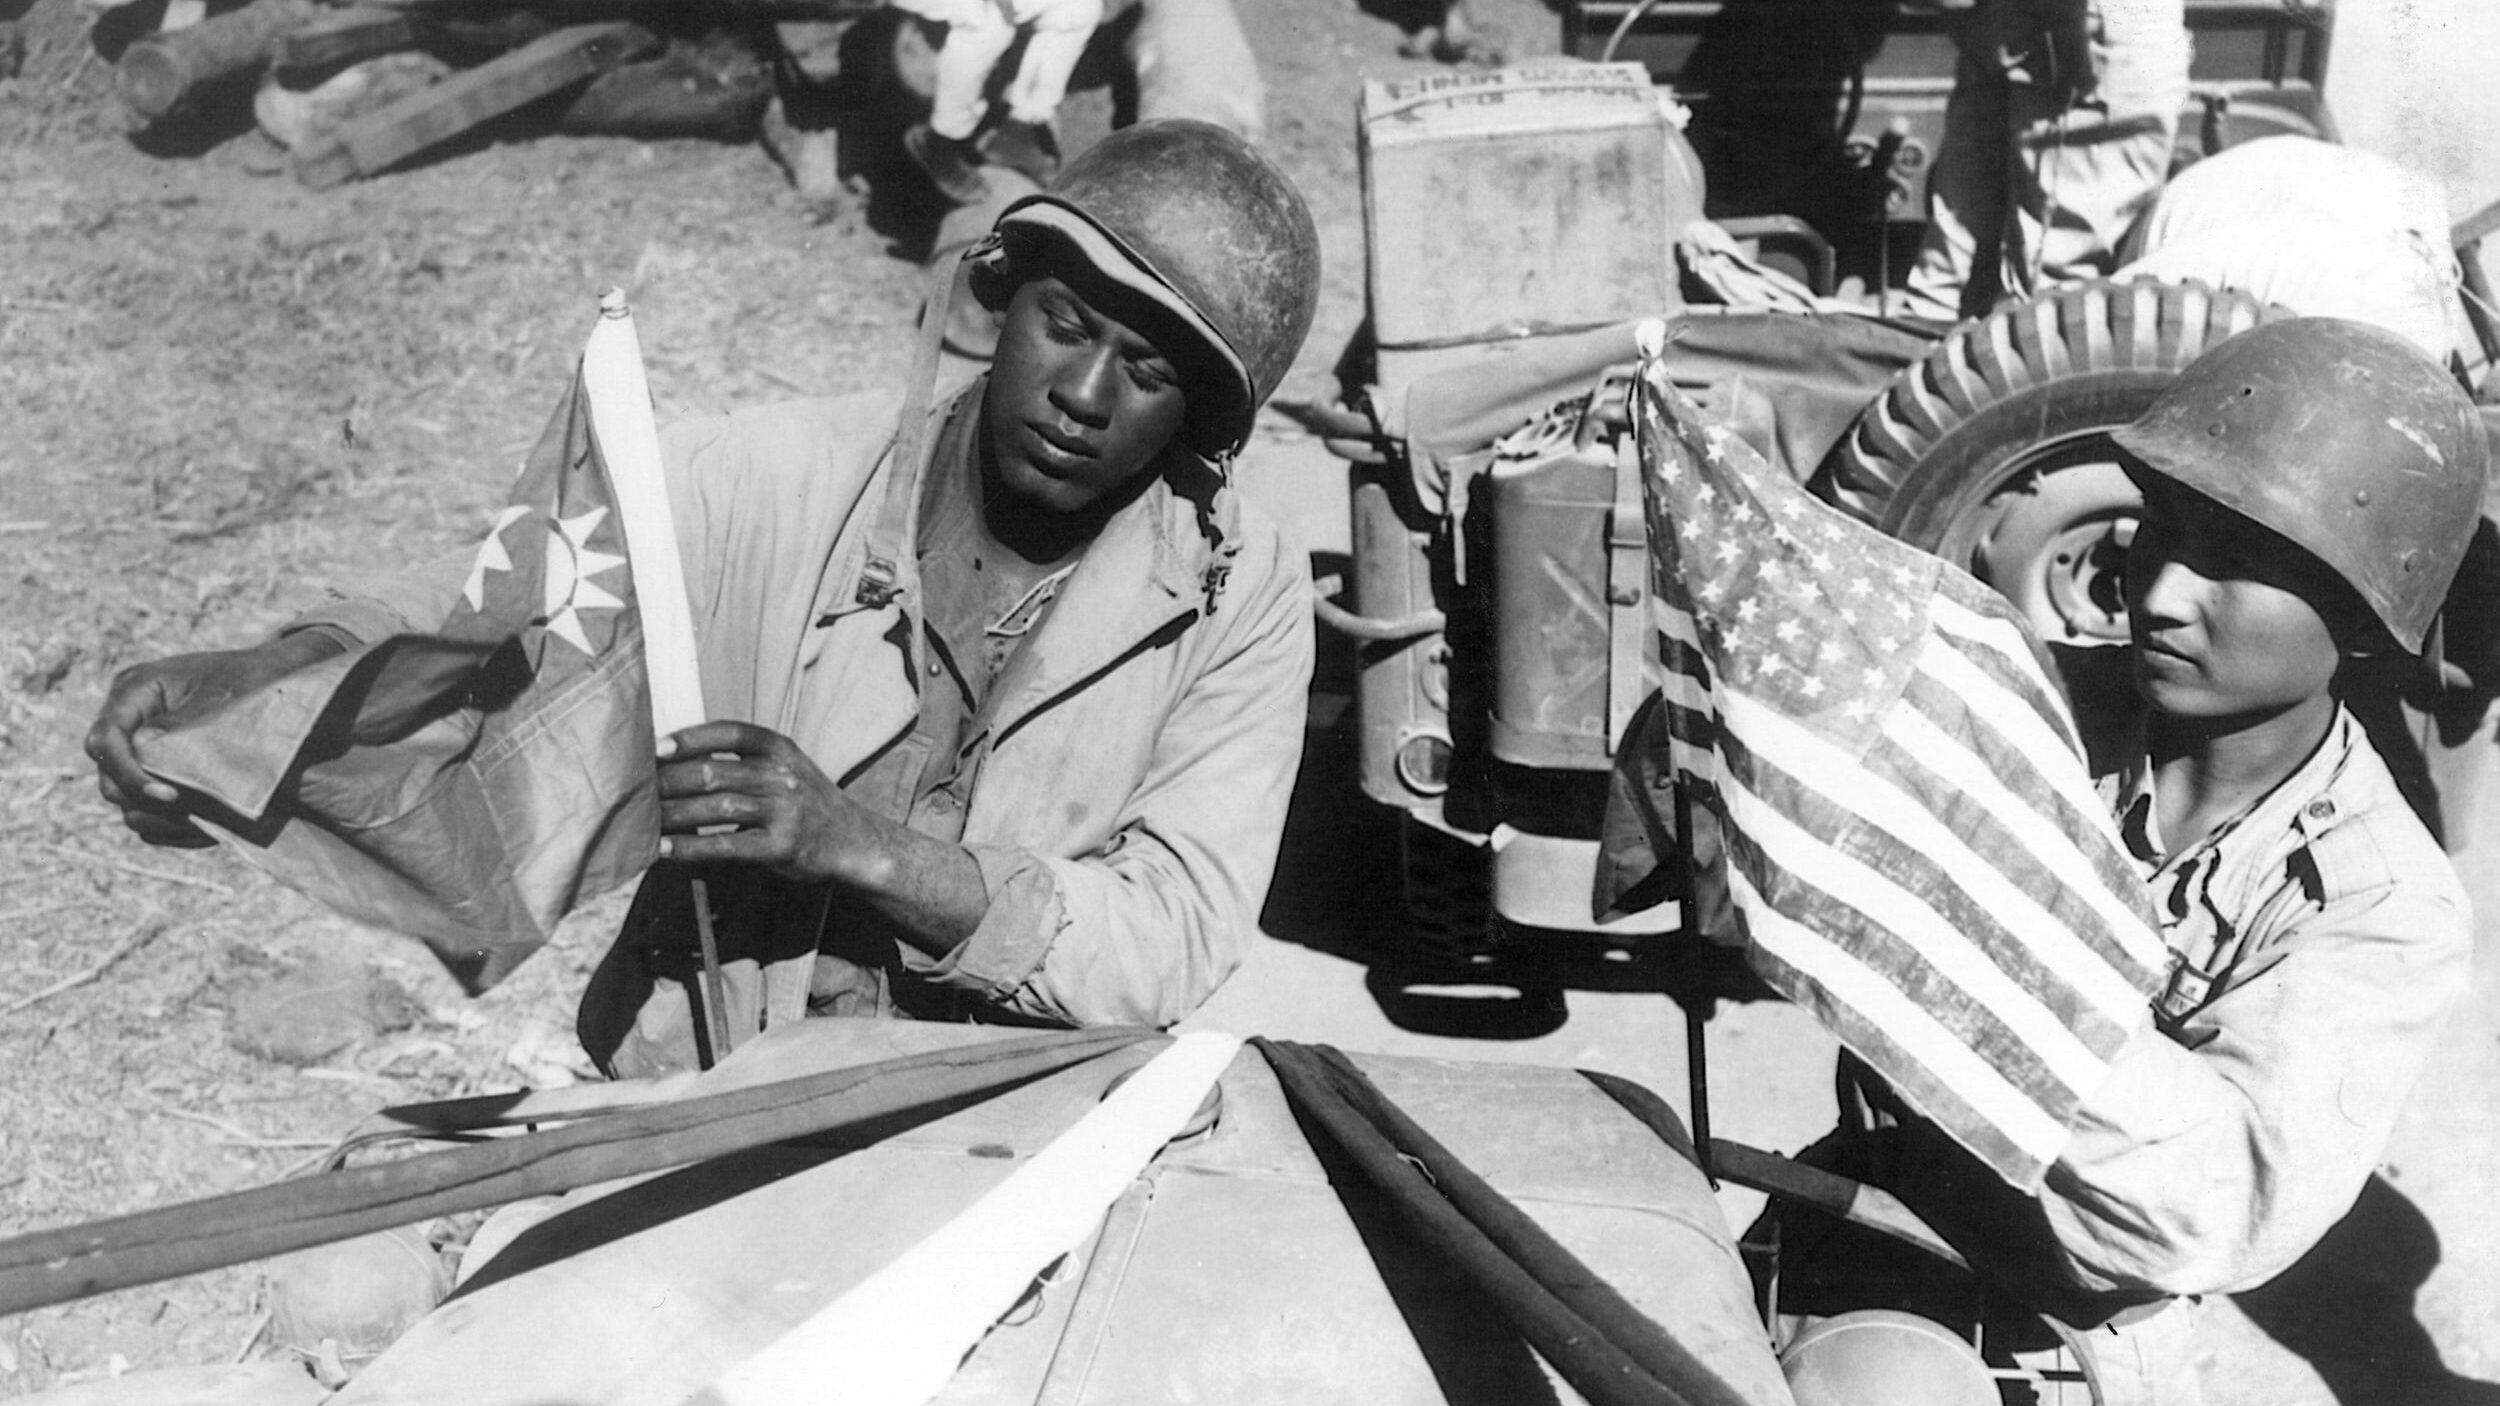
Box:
[582,291,735,1063]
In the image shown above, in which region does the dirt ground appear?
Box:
[0,0,1559,1388]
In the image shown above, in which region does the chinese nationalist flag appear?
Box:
[138,317,669,993]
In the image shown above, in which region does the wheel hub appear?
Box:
[1948,440,2142,647]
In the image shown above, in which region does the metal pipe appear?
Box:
[1311,575,1446,642]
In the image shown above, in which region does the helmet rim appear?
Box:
[970,118,1320,462]
[985,195,1258,459]
[2109,317,2487,655]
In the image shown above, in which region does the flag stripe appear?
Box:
[1708,707,2120,1094]
[1721,851,2073,1170]
[1899,643,2137,900]
[1741,937,2039,1182]
[1908,625,2132,874]
[1891,671,2168,982]
[1727,733,2139,1072]
[1656,610,1726,798]
[1654,598,1717,735]
[1715,682,2145,1042]
[1909,622,2164,980]
[1928,587,2082,757]
[1862,718,2150,1037]
[1829,727,2142,1051]
[1709,770,2091,1113]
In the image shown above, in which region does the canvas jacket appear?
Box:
[1841,706,2471,1322]
[294,383,1315,1031]
[2042,707,2470,1296]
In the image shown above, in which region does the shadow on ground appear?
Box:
[1260,693,1774,1042]
[2233,1176,2500,1404]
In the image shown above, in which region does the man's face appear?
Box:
[2122,472,2346,722]
[982,274,1189,520]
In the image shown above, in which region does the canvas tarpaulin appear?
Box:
[1388,309,1934,530]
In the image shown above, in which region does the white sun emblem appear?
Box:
[540,505,628,654]
[461,501,628,655]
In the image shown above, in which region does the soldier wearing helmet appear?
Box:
[1774,318,2486,1403]
[88,120,1324,1072]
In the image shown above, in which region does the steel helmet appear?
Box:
[2110,316,2488,655]
[1779,1310,1999,1406]
[971,118,1323,460]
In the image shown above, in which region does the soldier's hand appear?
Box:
[655,721,873,886]
[86,636,341,846]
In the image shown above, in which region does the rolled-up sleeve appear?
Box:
[896,842,1065,995]
[2041,857,2469,1296]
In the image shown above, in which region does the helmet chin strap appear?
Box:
[898,245,974,486]
[2418,613,2474,693]
[1186,451,1243,615]
[2336,613,2469,693]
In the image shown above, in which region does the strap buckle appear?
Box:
[855,556,904,608]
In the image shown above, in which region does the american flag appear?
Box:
[1630,324,2168,1190]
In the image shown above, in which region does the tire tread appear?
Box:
[1811,278,2279,541]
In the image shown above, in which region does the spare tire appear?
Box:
[1811,279,2277,648]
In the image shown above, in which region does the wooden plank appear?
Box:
[291,20,660,190]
